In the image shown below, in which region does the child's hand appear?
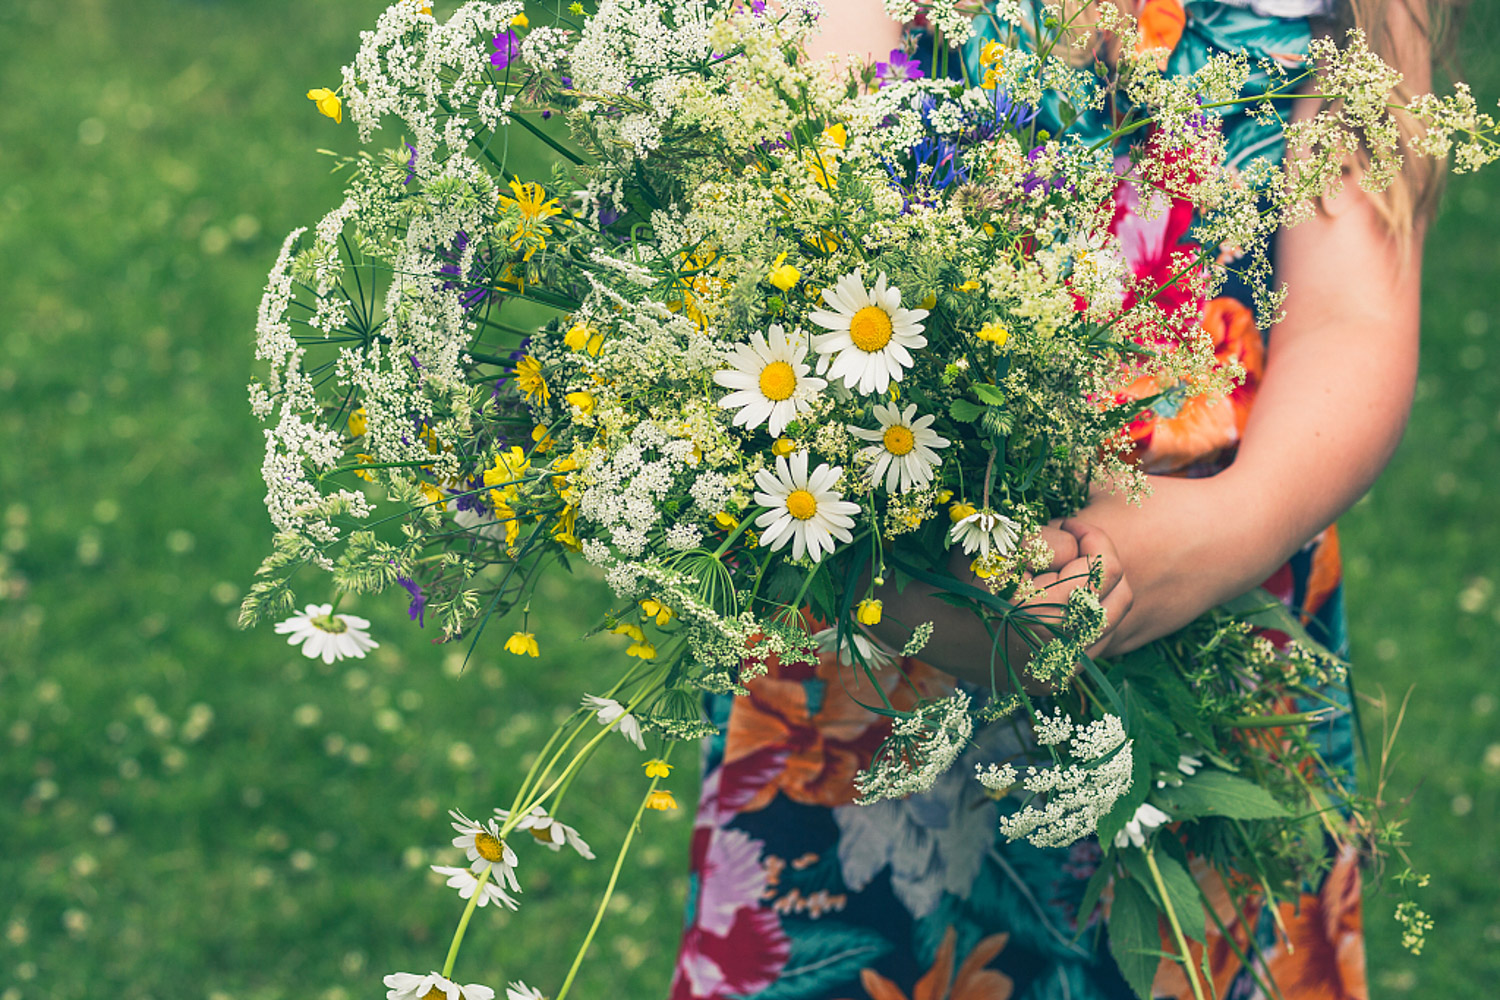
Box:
[1018,518,1133,661]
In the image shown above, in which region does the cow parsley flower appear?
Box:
[850,402,950,493]
[752,451,860,563]
[582,694,646,750]
[809,270,928,395]
[274,604,378,663]
[384,971,494,1000]
[713,324,826,436]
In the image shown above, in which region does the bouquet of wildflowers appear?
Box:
[242,1,1496,995]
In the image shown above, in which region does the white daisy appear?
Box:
[506,983,545,1000]
[448,809,521,892]
[808,270,928,395]
[581,694,646,750]
[811,626,896,669]
[849,402,950,493]
[948,508,1021,560]
[274,604,378,663]
[752,451,861,563]
[384,972,495,1000]
[499,804,595,859]
[1112,802,1171,849]
[712,324,826,436]
[430,864,520,910]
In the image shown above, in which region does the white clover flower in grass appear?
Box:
[809,270,929,395]
[384,971,495,1000]
[430,864,520,910]
[582,694,646,750]
[448,809,521,892]
[506,983,545,1000]
[499,804,595,859]
[949,509,1021,561]
[752,451,860,563]
[713,324,826,436]
[1113,802,1171,850]
[274,604,378,663]
[850,402,950,493]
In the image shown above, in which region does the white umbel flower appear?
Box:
[949,509,1021,560]
[713,324,826,436]
[808,270,928,395]
[1113,802,1171,849]
[582,694,646,750]
[430,864,520,910]
[505,983,545,1000]
[448,809,522,891]
[850,402,950,493]
[752,451,860,563]
[384,972,495,1000]
[499,804,596,859]
[274,604,378,663]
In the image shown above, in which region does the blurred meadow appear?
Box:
[0,1,1497,998]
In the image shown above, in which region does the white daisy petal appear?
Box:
[714,324,823,436]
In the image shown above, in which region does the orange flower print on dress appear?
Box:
[1135,0,1187,67]
[719,643,950,813]
[847,926,1013,1000]
[1260,846,1369,999]
[1151,860,1263,1000]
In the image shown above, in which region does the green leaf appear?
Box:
[949,398,985,422]
[972,383,1007,405]
[1120,850,1206,945]
[750,922,890,1000]
[1108,876,1160,1000]
[1154,769,1289,821]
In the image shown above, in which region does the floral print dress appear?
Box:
[671,3,1367,998]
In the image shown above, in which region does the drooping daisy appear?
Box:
[810,626,895,669]
[1112,802,1171,849]
[384,971,495,1000]
[581,694,646,750]
[948,507,1021,561]
[506,983,546,1000]
[849,402,950,493]
[274,604,379,663]
[430,864,520,910]
[808,270,928,395]
[752,451,860,563]
[500,804,595,859]
[448,809,522,891]
[713,325,826,437]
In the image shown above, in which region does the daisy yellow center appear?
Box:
[310,614,347,634]
[419,988,447,1000]
[882,425,916,456]
[759,361,798,401]
[473,831,507,862]
[849,306,894,353]
[785,489,818,521]
[529,824,556,844]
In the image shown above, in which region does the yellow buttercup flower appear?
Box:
[354,453,378,482]
[976,323,1009,346]
[419,482,445,506]
[714,511,739,530]
[347,407,368,437]
[565,390,596,414]
[553,504,580,550]
[645,789,678,811]
[949,501,977,523]
[640,599,674,626]
[771,437,798,458]
[484,446,531,508]
[564,322,605,356]
[612,622,646,643]
[643,759,673,778]
[936,489,954,503]
[956,279,981,293]
[918,292,938,310]
[306,87,342,123]
[767,252,801,293]
[626,640,657,660]
[510,11,529,26]
[505,631,540,657]
[856,599,883,626]
[514,355,549,403]
[980,40,1006,67]
[822,123,848,148]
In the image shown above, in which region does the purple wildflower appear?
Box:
[491,30,521,69]
[397,575,427,627]
[874,49,924,87]
[750,0,766,14]
[404,142,418,186]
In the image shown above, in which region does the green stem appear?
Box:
[440,866,492,979]
[1145,847,1206,1000]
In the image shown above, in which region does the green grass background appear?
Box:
[0,1,1496,997]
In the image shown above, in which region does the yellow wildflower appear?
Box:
[918,292,938,310]
[714,511,739,530]
[553,505,580,550]
[353,454,378,482]
[957,279,981,293]
[347,407,368,437]
[531,423,554,454]
[645,789,678,811]
[949,501,977,523]
[565,390,596,414]
[856,599,883,626]
[306,87,342,123]
[976,323,1009,347]
[626,640,657,660]
[564,322,605,356]
[640,599,674,626]
[419,482,445,506]
[822,123,848,148]
[767,252,801,293]
[497,178,563,259]
[936,489,954,503]
[514,355,549,403]
[643,759,673,778]
[510,11,529,26]
[569,2,584,14]
[484,446,531,507]
[505,631,540,657]
[612,622,646,643]
[771,437,798,458]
